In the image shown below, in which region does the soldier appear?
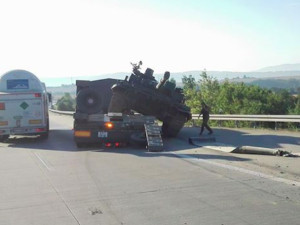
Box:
[198,102,213,135]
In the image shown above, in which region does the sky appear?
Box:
[0,0,299,79]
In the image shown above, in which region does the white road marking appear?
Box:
[170,152,300,187]
[34,152,53,171]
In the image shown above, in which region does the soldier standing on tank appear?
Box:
[198,102,213,135]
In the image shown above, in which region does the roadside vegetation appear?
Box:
[52,73,300,129]
[54,93,76,111]
[182,71,300,129]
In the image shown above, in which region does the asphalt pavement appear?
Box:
[0,112,299,225]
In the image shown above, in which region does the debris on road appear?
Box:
[88,207,103,215]
[232,146,299,157]
[189,137,299,157]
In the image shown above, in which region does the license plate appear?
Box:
[98,131,108,138]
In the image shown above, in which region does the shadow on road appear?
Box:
[1,128,248,162]
[179,127,300,151]
[3,127,299,162]
[3,129,82,152]
[92,148,250,162]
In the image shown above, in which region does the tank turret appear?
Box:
[108,62,191,137]
[156,71,170,90]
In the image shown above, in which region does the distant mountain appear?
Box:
[250,78,300,91]
[170,70,300,82]
[42,63,300,87]
[224,62,300,92]
[256,63,300,72]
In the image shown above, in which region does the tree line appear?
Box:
[182,71,300,129]
[54,72,300,128]
[55,93,76,111]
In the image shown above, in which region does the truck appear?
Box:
[73,79,163,151]
[73,62,191,150]
[0,70,50,141]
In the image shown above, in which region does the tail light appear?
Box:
[105,142,124,147]
[104,122,114,129]
[35,128,45,132]
[34,93,41,97]
[105,143,112,147]
[0,102,5,110]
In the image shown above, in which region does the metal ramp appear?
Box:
[144,122,163,152]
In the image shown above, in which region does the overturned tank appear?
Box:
[108,61,192,137]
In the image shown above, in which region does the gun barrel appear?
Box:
[156,71,170,89]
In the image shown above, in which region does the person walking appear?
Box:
[198,102,213,135]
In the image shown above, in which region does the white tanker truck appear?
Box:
[0,70,50,141]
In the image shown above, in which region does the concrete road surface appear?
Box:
[0,112,299,225]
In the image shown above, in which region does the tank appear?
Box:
[108,61,192,137]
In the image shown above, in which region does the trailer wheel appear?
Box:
[40,119,49,139]
[0,135,9,142]
[77,88,103,114]
[76,142,88,148]
[130,132,147,146]
[40,132,49,139]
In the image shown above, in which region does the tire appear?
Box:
[162,114,187,137]
[0,135,9,142]
[40,119,49,139]
[76,142,86,148]
[129,132,147,146]
[40,132,49,139]
[77,88,103,114]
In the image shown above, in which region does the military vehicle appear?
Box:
[73,79,163,151]
[108,61,191,137]
[73,61,191,148]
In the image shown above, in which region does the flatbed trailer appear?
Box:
[74,113,147,146]
[74,112,163,151]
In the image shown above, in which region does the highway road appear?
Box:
[0,112,300,225]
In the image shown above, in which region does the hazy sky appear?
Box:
[0,0,299,78]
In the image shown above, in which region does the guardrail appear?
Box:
[49,109,74,115]
[191,114,300,123]
[49,109,300,128]
[191,114,300,130]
